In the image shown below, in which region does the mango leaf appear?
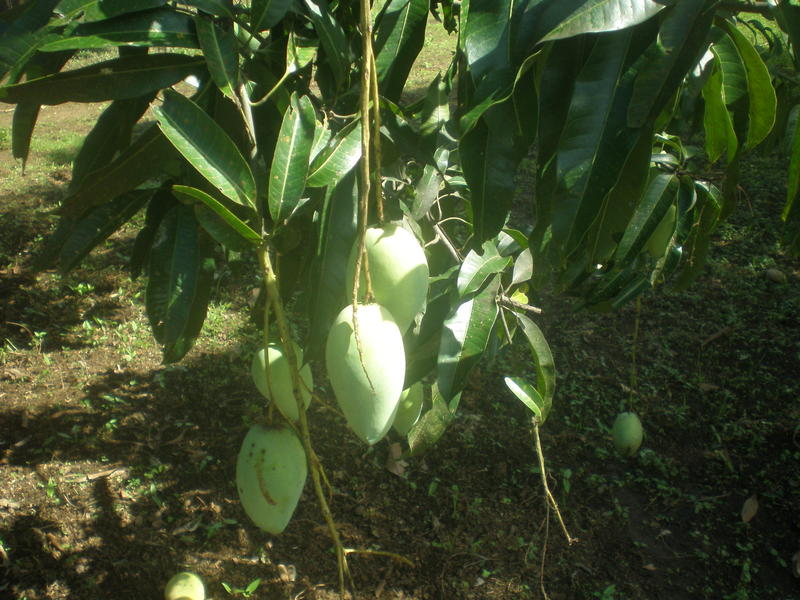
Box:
[307,171,358,357]
[504,376,547,423]
[306,119,362,188]
[286,30,318,75]
[456,241,512,297]
[0,54,205,105]
[702,56,738,164]
[784,102,800,253]
[58,189,152,272]
[11,103,40,170]
[374,0,429,101]
[613,171,676,265]
[412,146,449,220]
[437,274,500,401]
[129,188,177,279]
[512,311,555,407]
[675,180,722,288]
[154,88,256,207]
[252,0,293,30]
[407,382,460,457]
[512,248,533,284]
[269,94,316,223]
[57,0,167,22]
[195,15,238,100]
[542,0,664,42]
[62,124,177,217]
[172,184,261,247]
[182,0,233,17]
[302,0,349,90]
[145,203,215,363]
[0,0,60,82]
[419,72,451,141]
[627,0,713,127]
[718,18,776,151]
[39,9,198,51]
[71,92,155,190]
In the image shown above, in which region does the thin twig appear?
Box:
[533,420,576,545]
[498,295,543,315]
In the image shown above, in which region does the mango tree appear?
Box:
[2,0,798,594]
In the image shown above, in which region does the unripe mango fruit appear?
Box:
[646,204,677,258]
[326,303,405,444]
[236,424,307,534]
[346,224,429,333]
[612,412,643,457]
[251,342,312,422]
[164,572,205,600]
[392,382,424,436]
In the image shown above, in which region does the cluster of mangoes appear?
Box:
[235,223,429,535]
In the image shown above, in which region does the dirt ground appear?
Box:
[1,102,799,600]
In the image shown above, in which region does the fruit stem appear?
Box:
[257,246,352,597]
[532,420,576,545]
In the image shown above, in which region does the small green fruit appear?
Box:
[347,224,429,333]
[765,268,786,283]
[392,382,424,436]
[326,303,405,444]
[236,424,307,534]
[251,342,313,422]
[612,412,643,457]
[164,572,204,600]
[646,204,677,258]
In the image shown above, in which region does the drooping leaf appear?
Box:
[412,146,449,220]
[11,102,40,170]
[456,241,512,298]
[269,93,316,223]
[302,0,349,91]
[0,0,60,82]
[40,9,199,52]
[129,188,177,279]
[252,0,293,30]
[718,18,777,151]
[374,0,429,101]
[702,56,738,164]
[306,119,362,188]
[784,102,800,253]
[70,92,156,190]
[145,202,215,363]
[57,0,168,22]
[675,180,722,288]
[0,54,205,105]
[407,382,460,456]
[613,171,676,265]
[182,0,233,17]
[542,0,665,42]
[437,274,500,401]
[504,376,547,422]
[153,88,256,207]
[62,124,178,217]
[172,184,261,247]
[195,15,238,100]
[512,311,555,408]
[58,189,152,271]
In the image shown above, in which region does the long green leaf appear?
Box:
[306,119,361,188]
[504,376,547,422]
[154,88,256,207]
[40,9,198,51]
[675,180,722,288]
[172,184,261,246]
[0,0,60,82]
[302,0,349,90]
[407,382,460,457]
[252,0,293,30]
[11,103,40,170]
[182,0,233,17]
[542,0,664,42]
[62,124,177,216]
[456,241,512,298]
[145,203,215,363]
[437,274,500,401]
[58,189,151,271]
[512,311,555,407]
[269,94,316,223]
[718,18,777,150]
[783,108,800,253]
[702,57,738,164]
[71,93,155,190]
[56,0,167,22]
[0,54,205,105]
[374,0,429,101]
[195,15,238,100]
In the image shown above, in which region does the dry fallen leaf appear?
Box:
[277,563,297,583]
[643,564,657,571]
[698,383,721,392]
[385,442,407,477]
[741,494,758,523]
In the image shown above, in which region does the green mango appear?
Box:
[346,224,429,333]
[236,425,307,534]
[326,303,405,444]
[251,341,313,422]
[612,412,643,457]
[392,382,424,436]
[164,572,205,600]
